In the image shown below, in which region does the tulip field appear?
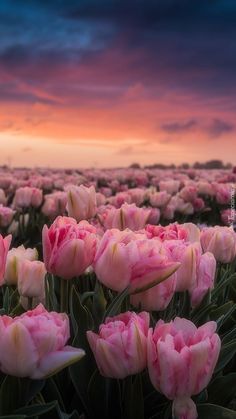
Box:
[0,166,236,419]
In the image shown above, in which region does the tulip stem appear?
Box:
[28,297,33,310]
[60,278,68,313]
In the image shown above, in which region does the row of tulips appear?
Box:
[0,167,235,238]
[2,217,236,306]
[0,178,235,418]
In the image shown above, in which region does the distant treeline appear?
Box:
[130,160,233,170]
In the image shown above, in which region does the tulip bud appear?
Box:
[201,226,236,263]
[0,304,85,378]
[0,234,12,285]
[0,205,15,228]
[18,260,46,298]
[147,318,221,419]
[87,311,149,378]
[12,187,43,209]
[66,184,97,222]
[42,216,97,279]
[4,245,38,285]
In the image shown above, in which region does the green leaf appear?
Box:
[222,326,236,345]
[92,281,107,328]
[44,274,59,312]
[87,369,109,417]
[57,410,81,419]
[0,415,27,419]
[191,301,216,325]
[69,285,94,348]
[162,403,172,419]
[197,403,236,418]
[81,291,95,304]
[190,290,216,325]
[210,301,234,321]
[212,274,236,300]
[2,287,10,314]
[0,377,18,415]
[0,376,43,415]
[103,286,130,321]
[215,340,236,373]
[178,291,191,318]
[88,370,122,419]
[42,377,65,411]
[10,303,25,317]
[123,374,144,419]
[208,373,236,406]
[14,401,58,417]
[216,304,236,331]
[69,286,95,418]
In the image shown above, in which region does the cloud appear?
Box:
[161,117,235,139]
[0,0,236,102]
[207,118,234,138]
[162,119,197,134]
[21,146,32,152]
[116,146,134,155]
[0,120,14,130]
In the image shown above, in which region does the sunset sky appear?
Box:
[0,0,236,168]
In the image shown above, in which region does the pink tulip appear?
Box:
[145,222,200,243]
[163,196,194,217]
[12,187,43,208]
[108,192,132,208]
[4,245,38,286]
[221,208,236,226]
[0,205,15,228]
[0,304,85,378]
[146,207,161,225]
[147,318,221,419]
[17,260,46,298]
[0,234,11,285]
[213,183,231,205]
[99,203,151,231]
[130,273,176,311]
[0,177,12,190]
[197,181,214,197]
[189,252,216,307]
[42,191,67,219]
[96,192,106,206]
[94,229,180,294]
[87,311,149,378]
[192,197,205,212]
[150,191,171,208]
[178,201,194,215]
[179,186,198,203]
[200,226,236,263]
[127,188,146,206]
[100,187,112,198]
[165,241,216,303]
[159,180,180,195]
[43,216,97,279]
[162,203,175,220]
[169,242,203,292]
[66,184,97,222]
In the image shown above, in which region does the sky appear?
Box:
[0,0,236,168]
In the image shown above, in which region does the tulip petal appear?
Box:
[130,262,180,294]
[0,322,38,377]
[31,346,85,379]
